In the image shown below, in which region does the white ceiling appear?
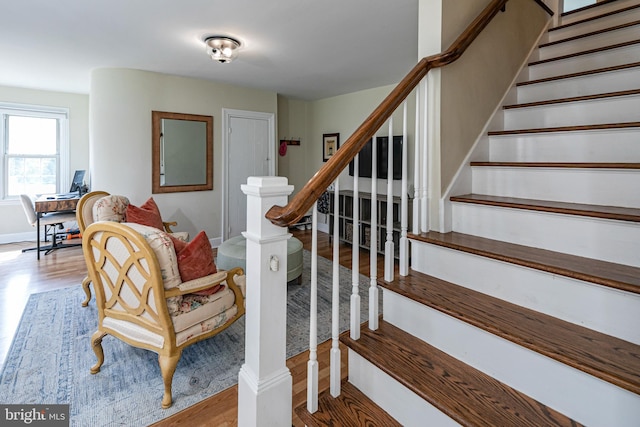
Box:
[1,0,419,101]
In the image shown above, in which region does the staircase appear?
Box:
[296,1,640,425]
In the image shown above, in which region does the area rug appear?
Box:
[0,250,379,426]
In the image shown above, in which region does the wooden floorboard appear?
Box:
[410,231,640,294]
[341,320,583,427]
[380,270,640,395]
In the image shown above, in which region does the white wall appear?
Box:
[90,68,278,243]
[0,85,89,243]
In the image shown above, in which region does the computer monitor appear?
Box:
[69,170,86,193]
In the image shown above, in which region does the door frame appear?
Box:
[222,108,276,241]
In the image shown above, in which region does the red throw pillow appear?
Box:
[168,234,188,253]
[126,197,164,230]
[175,230,218,283]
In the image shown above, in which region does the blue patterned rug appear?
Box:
[0,251,376,426]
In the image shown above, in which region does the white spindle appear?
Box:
[413,87,421,236]
[421,81,429,233]
[384,118,394,282]
[400,101,409,276]
[307,203,319,413]
[350,155,361,340]
[369,134,379,330]
[330,180,341,397]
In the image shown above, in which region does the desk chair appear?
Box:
[20,194,79,256]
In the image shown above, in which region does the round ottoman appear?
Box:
[217,235,303,285]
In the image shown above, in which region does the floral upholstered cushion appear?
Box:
[126,197,165,230]
[93,195,130,223]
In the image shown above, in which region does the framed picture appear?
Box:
[323,133,340,162]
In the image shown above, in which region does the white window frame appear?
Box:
[0,102,70,204]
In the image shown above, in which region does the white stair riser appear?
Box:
[538,25,640,61]
[517,66,640,103]
[451,203,640,267]
[383,290,640,427]
[489,129,640,162]
[550,2,640,39]
[471,166,640,207]
[528,44,640,80]
[504,95,640,129]
[348,350,461,427]
[410,241,640,344]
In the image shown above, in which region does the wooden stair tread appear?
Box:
[517,62,640,87]
[503,88,640,109]
[378,270,640,395]
[540,19,640,48]
[450,193,640,223]
[529,39,640,66]
[409,230,640,294]
[488,121,640,135]
[470,161,640,168]
[341,321,583,427]
[294,380,401,427]
[551,2,640,31]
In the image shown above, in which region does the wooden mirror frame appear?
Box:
[152,111,213,194]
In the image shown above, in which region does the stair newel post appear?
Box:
[369,132,379,330]
[400,100,409,276]
[384,118,395,282]
[413,87,421,235]
[421,80,429,233]
[350,154,361,340]
[307,202,319,413]
[238,176,294,427]
[330,179,341,397]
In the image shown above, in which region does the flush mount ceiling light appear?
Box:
[204,36,241,63]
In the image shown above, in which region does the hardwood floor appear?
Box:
[0,229,391,426]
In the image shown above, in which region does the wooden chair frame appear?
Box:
[83,221,245,408]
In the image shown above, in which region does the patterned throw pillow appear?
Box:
[126,197,164,230]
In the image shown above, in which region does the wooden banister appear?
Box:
[266,0,551,227]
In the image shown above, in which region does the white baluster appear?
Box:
[413,87,421,236]
[330,179,341,397]
[400,101,409,276]
[350,155,361,340]
[307,203,318,413]
[384,118,394,282]
[369,134,379,330]
[421,81,429,233]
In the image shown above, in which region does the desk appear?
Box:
[34,195,81,260]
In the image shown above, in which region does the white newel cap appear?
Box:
[242,176,294,241]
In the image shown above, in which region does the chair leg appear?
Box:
[90,331,107,374]
[158,351,182,409]
[81,276,92,307]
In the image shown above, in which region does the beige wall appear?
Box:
[0,86,89,242]
[277,95,311,196]
[90,68,278,242]
[439,0,549,193]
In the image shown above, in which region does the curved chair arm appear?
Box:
[162,221,177,233]
[164,267,246,299]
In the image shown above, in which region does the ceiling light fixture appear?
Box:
[204,36,241,63]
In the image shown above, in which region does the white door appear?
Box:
[223,109,276,239]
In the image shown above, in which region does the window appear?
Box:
[1,103,69,201]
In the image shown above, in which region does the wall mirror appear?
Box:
[152,111,213,193]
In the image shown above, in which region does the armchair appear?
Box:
[77,192,188,307]
[82,221,245,409]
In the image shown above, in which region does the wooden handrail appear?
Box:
[266,0,550,227]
